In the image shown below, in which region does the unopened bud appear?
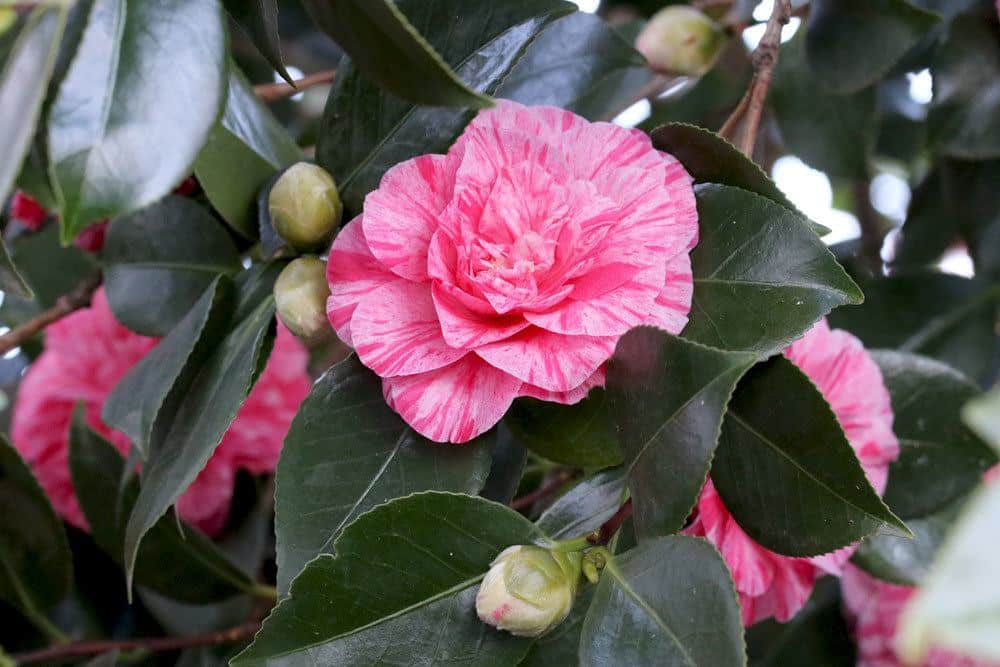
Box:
[267,162,342,251]
[635,6,726,77]
[274,256,331,341]
[476,545,581,637]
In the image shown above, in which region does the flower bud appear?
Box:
[635,6,726,77]
[267,162,342,251]
[476,545,582,637]
[274,256,331,341]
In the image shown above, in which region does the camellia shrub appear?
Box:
[0,0,998,666]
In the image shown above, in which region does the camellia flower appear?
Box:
[475,545,582,637]
[842,565,999,667]
[327,100,698,443]
[12,289,310,536]
[10,190,48,230]
[686,319,900,625]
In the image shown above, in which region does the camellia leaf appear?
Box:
[235,492,542,666]
[875,350,997,519]
[223,0,291,84]
[316,0,575,212]
[579,536,745,667]
[0,5,65,206]
[897,480,1000,664]
[536,468,626,539]
[194,66,303,238]
[712,356,910,556]
[102,278,234,459]
[69,408,259,603]
[302,0,493,109]
[607,328,755,539]
[828,272,1000,387]
[684,184,863,356]
[650,124,830,236]
[0,436,72,628]
[103,197,242,336]
[495,11,652,121]
[47,0,227,242]
[927,14,1000,160]
[505,390,622,469]
[771,32,877,179]
[479,425,528,505]
[275,355,494,594]
[805,0,939,94]
[746,578,855,666]
[124,267,280,592]
[0,239,31,301]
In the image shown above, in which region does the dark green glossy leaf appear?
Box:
[0,239,30,300]
[521,585,595,667]
[607,328,754,538]
[480,424,528,504]
[650,124,830,236]
[47,0,227,242]
[316,0,575,212]
[747,577,855,667]
[505,390,621,469]
[771,33,877,179]
[69,409,258,603]
[303,0,492,108]
[496,11,651,121]
[275,355,494,593]
[828,272,1000,387]
[805,0,939,94]
[928,14,1000,159]
[890,166,955,270]
[194,67,303,238]
[712,356,910,556]
[223,0,291,84]
[0,224,97,329]
[235,493,542,667]
[852,495,963,586]
[103,278,234,459]
[103,197,241,336]
[0,436,72,619]
[580,536,745,667]
[536,468,626,540]
[0,6,65,206]
[875,350,996,519]
[684,184,863,356]
[124,274,279,590]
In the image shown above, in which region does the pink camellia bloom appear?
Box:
[10,190,48,230]
[326,100,698,443]
[12,289,310,536]
[842,565,1000,667]
[686,319,900,625]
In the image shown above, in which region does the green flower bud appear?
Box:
[476,545,582,637]
[268,162,342,251]
[274,256,331,341]
[635,6,727,77]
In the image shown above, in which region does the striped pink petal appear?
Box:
[475,328,616,393]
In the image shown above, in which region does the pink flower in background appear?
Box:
[12,289,310,536]
[327,100,698,443]
[10,190,48,230]
[686,319,900,625]
[842,565,1000,667]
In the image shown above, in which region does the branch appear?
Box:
[852,179,886,274]
[510,469,575,511]
[0,272,102,356]
[718,0,791,155]
[253,69,337,103]
[11,622,261,665]
[588,498,633,546]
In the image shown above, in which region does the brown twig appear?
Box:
[510,469,575,511]
[852,179,886,274]
[253,69,337,103]
[12,622,261,665]
[718,0,791,155]
[0,272,101,356]
[588,498,633,546]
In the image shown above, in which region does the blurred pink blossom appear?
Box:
[327,100,698,443]
[12,289,310,536]
[686,319,900,625]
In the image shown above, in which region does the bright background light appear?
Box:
[570,0,600,12]
[771,156,860,245]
